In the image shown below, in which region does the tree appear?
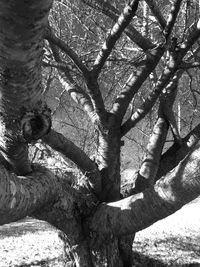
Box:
[1,0,200,266]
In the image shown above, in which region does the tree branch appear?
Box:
[135,115,169,192]
[121,16,200,136]
[46,34,107,127]
[55,64,97,123]
[163,0,183,40]
[112,0,183,123]
[82,0,155,51]
[45,25,89,76]
[111,46,165,120]
[144,0,166,29]
[88,141,200,244]
[156,122,200,180]
[42,129,102,196]
[0,164,61,225]
[91,0,140,77]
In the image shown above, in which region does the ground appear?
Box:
[0,197,200,267]
[133,197,200,266]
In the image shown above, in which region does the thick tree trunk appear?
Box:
[0,0,52,175]
[2,2,200,267]
[94,114,134,267]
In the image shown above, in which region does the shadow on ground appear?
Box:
[132,251,200,267]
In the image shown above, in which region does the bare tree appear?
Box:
[1,0,200,266]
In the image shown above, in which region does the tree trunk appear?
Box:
[93,114,134,267]
[0,0,52,175]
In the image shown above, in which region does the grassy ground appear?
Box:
[1,198,200,266]
[132,197,200,266]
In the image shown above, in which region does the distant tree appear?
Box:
[1,0,200,266]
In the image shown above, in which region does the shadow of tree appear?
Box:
[132,251,200,267]
[0,217,53,238]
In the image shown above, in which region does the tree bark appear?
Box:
[87,141,200,244]
[0,0,52,174]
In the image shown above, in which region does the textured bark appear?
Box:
[92,0,139,77]
[2,1,200,267]
[0,164,63,225]
[87,142,200,244]
[0,0,52,174]
[42,129,102,196]
[156,123,200,180]
[96,115,121,202]
[135,116,169,192]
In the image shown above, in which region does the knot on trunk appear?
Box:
[21,107,51,142]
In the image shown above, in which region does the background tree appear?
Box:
[1,0,200,266]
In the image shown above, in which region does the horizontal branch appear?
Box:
[179,62,200,69]
[0,164,61,225]
[88,142,200,244]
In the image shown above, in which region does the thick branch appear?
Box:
[156,123,200,180]
[0,164,61,225]
[135,116,169,191]
[88,142,200,244]
[42,129,102,195]
[92,0,140,77]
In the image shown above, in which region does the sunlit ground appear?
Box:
[133,196,200,266]
[0,197,200,266]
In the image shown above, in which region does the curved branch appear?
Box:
[46,39,106,126]
[42,129,102,195]
[45,25,89,76]
[56,65,97,123]
[0,165,61,225]
[88,142,200,244]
